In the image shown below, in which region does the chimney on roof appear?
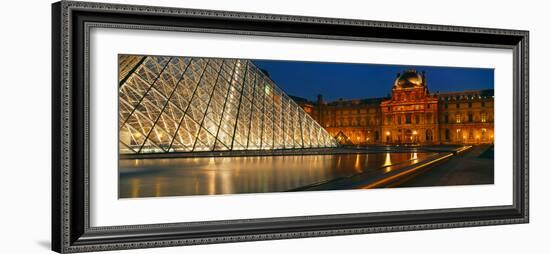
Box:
[317,94,325,105]
[421,70,426,85]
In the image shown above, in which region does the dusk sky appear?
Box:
[252,60,494,102]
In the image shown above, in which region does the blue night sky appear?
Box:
[252,60,494,102]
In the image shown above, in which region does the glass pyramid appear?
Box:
[118,55,338,154]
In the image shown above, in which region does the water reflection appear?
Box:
[383,153,392,167]
[119,152,433,198]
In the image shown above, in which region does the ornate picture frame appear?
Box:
[52,1,529,253]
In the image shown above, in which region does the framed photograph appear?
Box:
[52,1,529,253]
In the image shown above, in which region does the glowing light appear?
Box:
[412,130,417,135]
[386,131,390,136]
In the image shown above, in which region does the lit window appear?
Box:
[481,112,487,123]
[455,114,461,123]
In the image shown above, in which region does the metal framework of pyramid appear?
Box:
[118,55,338,154]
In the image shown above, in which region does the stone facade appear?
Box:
[296,69,494,145]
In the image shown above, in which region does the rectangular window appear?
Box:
[481,112,487,123]
[455,114,461,123]
[415,115,420,124]
[386,116,392,125]
[468,112,473,122]
[398,115,402,125]
[456,103,460,109]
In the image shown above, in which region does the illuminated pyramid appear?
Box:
[118,55,338,154]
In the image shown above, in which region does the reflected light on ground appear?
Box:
[383,153,392,167]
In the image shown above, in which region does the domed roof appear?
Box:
[395,70,424,89]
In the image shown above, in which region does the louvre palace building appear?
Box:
[296,69,494,145]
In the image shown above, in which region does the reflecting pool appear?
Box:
[119,152,434,198]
